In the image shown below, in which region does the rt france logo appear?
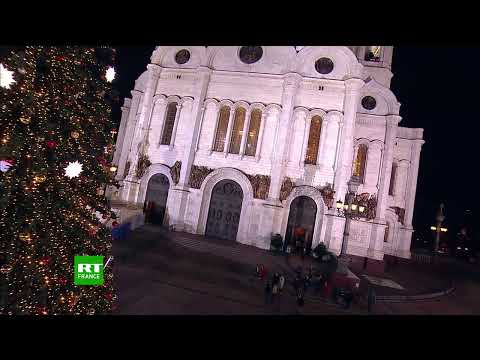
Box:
[74,256,104,285]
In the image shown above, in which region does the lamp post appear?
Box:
[337,175,361,263]
[433,203,445,253]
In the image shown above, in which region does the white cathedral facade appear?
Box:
[109,46,424,261]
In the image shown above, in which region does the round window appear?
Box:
[175,49,191,65]
[239,46,263,64]
[361,96,377,110]
[315,57,334,74]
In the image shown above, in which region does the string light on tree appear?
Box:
[64,161,83,178]
[0,63,15,89]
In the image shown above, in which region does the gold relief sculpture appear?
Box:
[318,183,335,209]
[189,165,214,189]
[170,161,182,185]
[135,154,151,179]
[246,174,271,200]
[279,177,295,202]
[390,206,406,225]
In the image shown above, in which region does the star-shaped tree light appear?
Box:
[106,67,115,82]
[64,161,83,178]
[0,64,15,89]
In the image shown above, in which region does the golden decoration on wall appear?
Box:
[246,174,271,200]
[169,161,182,185]
[71,131,80,139]
[19,116,31,124]
[188,165,214,189]
[280,177,295,202]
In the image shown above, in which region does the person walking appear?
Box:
[279,274,285,294]
[367,286,376,313]
[265,280,272,305]
[272,281,279,304]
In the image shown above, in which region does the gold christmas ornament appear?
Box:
[109,166,117,172]
[19,232,32,242]
[34,174,46,183]
[71,131,80,139]
[19,116,31,124]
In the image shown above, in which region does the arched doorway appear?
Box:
[285,196,317,254]
[145,174,170,225]
[205,179,243,241]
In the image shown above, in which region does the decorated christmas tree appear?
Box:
[0,46,119,315]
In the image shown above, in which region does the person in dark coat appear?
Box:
[265,280,272,305]
[367,286,376,313]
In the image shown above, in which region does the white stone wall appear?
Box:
[111,46,423,261]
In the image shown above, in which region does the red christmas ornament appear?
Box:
[36,306,48,315]
[46,140,56,149]
[105,292,114,301]
[55,55,65,61]
[38,256,51,265]
[97,157,107,165]
[112,221,118,227]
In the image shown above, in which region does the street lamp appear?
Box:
[339,175,361,261]
[432,203,445,253]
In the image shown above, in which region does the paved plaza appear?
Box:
[112,225,480,315]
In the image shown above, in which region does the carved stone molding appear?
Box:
[135,154,151,179]
[280,177,295,202]
[169,161,182,185]
[318,183,335,209]
[189,165,214,189]
[245,174,271,200]
[390,206,405,225]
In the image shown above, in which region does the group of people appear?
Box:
[264,272,286,305]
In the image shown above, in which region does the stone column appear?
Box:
[113,98,131,166]
[255,111,268,161]
[395,160,410,208]
[223,106,236,156]
[323,111,342,173]
[289,109,307,167]
[202,102,218,153]
[316,118,329,168]
[365,141,383,189]
[239,107,251,156]
[169,102,183,149]
[169,67,212,230]
[148,97,167,148]
[376,115,401,221]
[268,73,302,203]
[130,64,162,171]
[404,140,424,227]
[333,78,364,202]
[300,112,312,167]
[117,90,142,181]
[368,115,401,259]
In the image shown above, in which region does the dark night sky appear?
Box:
[113,46,479,239]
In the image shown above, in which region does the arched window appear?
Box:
[365,46,382,62]
[353,144,368,182]
[160,102,177,145]
[305,115,323,165]
[213,106,230,152]
[389,162,397,196]
[228,107,246,154]
[384,223,390,243]
[245,108,262,156]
